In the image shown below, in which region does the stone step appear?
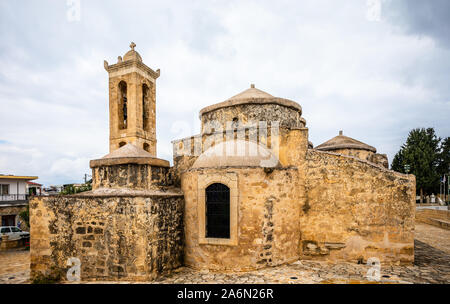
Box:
[429,218,450,230]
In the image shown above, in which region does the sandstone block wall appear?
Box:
[201,104,305,132]
[30,193,183,282]
[331,148,374,163]
[172,127,306,184]
[92,164,172,190]
[182,167,301,271]
[301,150,416,265]
[416,209,450,230]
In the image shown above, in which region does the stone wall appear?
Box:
[91,164,172,190]
[323,148,388,169]
[301,150,416,265]
[201,104,305,132]
[0,235,28,251]
[371,153,389,169]
[172,127,307,183]
[416,209,450,230]
[30,192,184,282]
[331,148,374,163]
[182,167,301,271]
[0,205,28,231]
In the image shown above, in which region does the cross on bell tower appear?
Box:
[104,42,161,155]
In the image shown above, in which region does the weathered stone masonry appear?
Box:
[30,193,183,281]
[300,150,415,264]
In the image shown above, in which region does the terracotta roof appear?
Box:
[192,140,280,169]
[199,84,302,117]
[315,131,376,153]
[27,181,42,186]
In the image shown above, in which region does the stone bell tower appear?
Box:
[104,42,160,155]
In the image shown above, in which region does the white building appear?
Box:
[0,174,38,227]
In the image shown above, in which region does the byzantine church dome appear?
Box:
[315,131,376,153]
[199,84,306,132]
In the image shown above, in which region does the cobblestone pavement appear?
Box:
[414,223,450,254]
[0,249,30,284]
[1,224,449,284]
[153,236,450,284]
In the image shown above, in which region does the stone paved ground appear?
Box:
[414,223,450,253]
[0,249,30,284]
[1,223,449,284]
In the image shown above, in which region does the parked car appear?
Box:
[0,226,30,241]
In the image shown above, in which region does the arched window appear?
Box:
[119,141,126,148]
[118,81,128,129]
[205,183,230,239]
[142,84,149,130]
[143,143,150,152]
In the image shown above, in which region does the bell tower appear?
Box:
[104,42,160,155]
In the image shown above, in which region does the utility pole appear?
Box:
[83,174,92,185]
[444,174,450,204]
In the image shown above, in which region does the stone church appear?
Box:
[30,44,415,281]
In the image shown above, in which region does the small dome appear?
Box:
[123,50,142,62]
[192,140,280,169]
[102,143,151,159]
[90,143,170,168]
[315,131,376,153]
[123,42,142,62]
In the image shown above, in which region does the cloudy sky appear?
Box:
[0,0,449,186]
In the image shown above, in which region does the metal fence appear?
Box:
[0,194,28,201]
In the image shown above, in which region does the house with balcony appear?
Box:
[0,174,38,228]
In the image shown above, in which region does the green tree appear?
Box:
[19,205,30,228]
[391,128,441,195]
[437,137,450,177]
[391,148,405,173]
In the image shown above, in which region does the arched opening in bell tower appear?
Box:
[118,81,128,130]
[142,84,149,131]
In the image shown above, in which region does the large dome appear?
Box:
[192,140,280,169]
[199,84,302,117]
